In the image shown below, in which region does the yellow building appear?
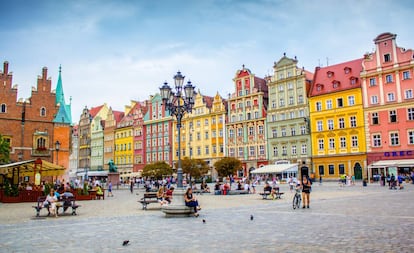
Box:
[172,91,226,178]
[114,104,134,176]
[309,59,367,180]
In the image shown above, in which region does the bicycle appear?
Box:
[292,188,301,209]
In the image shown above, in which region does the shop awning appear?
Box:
[368,159,414,168]
[0,159,65,176]
[251,164,298,174]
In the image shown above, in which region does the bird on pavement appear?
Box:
[250,215,254,221]
[202,219,206,223]
[122,240,130,246]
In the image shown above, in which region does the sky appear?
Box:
[1,0,413,122]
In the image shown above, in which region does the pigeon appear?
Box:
[250,215,254,221]
[202,219,206,223]
[122,240,130,246]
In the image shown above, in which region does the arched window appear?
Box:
[0,104,6,113]
[36,137,46,150]
[40,107,46,117]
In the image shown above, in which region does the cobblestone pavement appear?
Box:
[0,182,413,253]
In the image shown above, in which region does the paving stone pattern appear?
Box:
[0,182,413,253]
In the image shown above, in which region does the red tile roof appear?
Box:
[113,111,124,123]
[89,105,104,117]
[309,58,363,97]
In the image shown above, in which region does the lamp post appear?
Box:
[160,71,195,189]
[55,140,61,165]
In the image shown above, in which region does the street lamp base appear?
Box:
[161,188,194,218]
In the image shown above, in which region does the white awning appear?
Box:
[251,164,298,174]
[76,170,109,177]
[368,159,414,168]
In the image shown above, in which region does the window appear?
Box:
[371,96,378,104]
[348,96,355,106]
[239,114,243,121]
[291,127,296,136]
[298,95,304,104]
[316,102,322,111]
[282,146,287,156]
[212,145,217,154]
[386,74,393,83]
[237,128,243,137]
[339,164,345,175]
[272,129,277,138]
[369,78,376,86]
[40,107,46,117]
[279,98,285,107]
[389,110,397,123]
[351,136,358,147]
[197,132,201,140]
[373,134,381,147]
[408,131,414,144]
[318,139,324,150]
[0,104,6,113]
[229,148,235,157]
[259,145,265,155]
[258,125,264,135]
[326,100,332,109]
[301,144,307,154]
[205,119,209,126]
[408,108,414,121]
[273,146,278,156]
[229,129,234,138]
[205,145,209,155]
[317,121,323,131]
[279,85,284,91]
[390,132,399,146]
[291,145,297,155]
[289,96,294,105]
[350,116,357,127]
[384,53,391,62]
[249,127,254,135]
[329,165,334,175]
[205,131,209,139]
[319,165,325,176]
[329,138,335,149]
[405,90,413,99]
[327,120,334,130]
[196,120,200,127]
[300,126,306,135]
[340,137,346,148]
[281,127,286,136]
[387,93,395,102]
[372,112,379,125]
[337,98,343,107]
[212,130,216,138]
[271,100,276,108]
[249,146,255,156]
[290,111,295,119]
[288,82,293,89]
[197,147,201,155]
[403,71,411,80]
[254,111,259,119]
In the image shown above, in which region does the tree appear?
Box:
[142,161,173,179]
[214,157,242,178]
[180,157,209,178]
[0,135,10,165]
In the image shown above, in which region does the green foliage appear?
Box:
[4,179,19,197]
[43,183,52,196]
[214,157,242,178]
[0,135,10,165]
[180,157,209,178]
[142,161,173,179]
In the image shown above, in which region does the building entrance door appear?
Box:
[354,163,362,180]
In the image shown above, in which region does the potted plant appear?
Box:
[3,180,20,203]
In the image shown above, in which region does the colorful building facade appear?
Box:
[266,54,313,178]
[309,58,366,180]
[361,32,414,179]
[226,66,268,177]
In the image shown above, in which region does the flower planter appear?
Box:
[2,195,21,203]
[74,194,92,201]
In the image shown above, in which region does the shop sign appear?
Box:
[384,150,413,157]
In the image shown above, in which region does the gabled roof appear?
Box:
[90,105,104,117]
[309,58,363,97]
[113,111,124,123]
[203,95,214,108]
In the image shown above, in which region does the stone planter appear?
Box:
[2,195,21,203]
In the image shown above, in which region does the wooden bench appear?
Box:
[259,190,285,200]
[138,192,159,210]
[32,196,81,216]
[32,196,50,217]
[56,196,81,215]
[227,190,249,195]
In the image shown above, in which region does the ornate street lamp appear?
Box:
[55,140,61,165]
[160,71,195,189]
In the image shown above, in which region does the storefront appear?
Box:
[367,150,414,180]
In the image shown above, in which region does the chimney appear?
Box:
[42,67,48,80]
[3,61,9,74]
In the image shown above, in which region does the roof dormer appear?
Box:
[350,76,358,85]
[332,80,340,88]
[327,71,334,78]
[344,67,351,74]
[316,83,324,91]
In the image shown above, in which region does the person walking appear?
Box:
[302,176,312,208]
[107,181,113,197]
[130,180,134,194]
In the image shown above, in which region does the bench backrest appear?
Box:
[144,193,157,199]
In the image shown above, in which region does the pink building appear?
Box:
[361,32,414,179]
